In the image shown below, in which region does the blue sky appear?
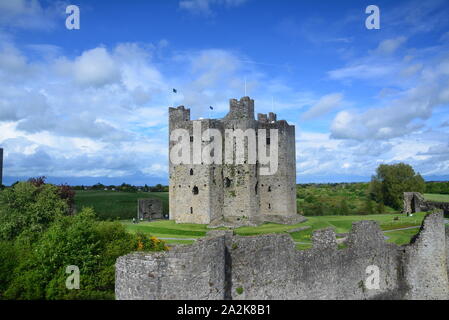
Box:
[1,0,449,185]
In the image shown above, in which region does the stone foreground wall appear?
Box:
[116,212,449,300]
[116,235,228,299]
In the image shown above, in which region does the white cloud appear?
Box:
[296,128,449,180]
[330,60,449,140]
[328,33,449,141]
[0,44,28,73]
[0,41,172,181]
[301,93,343,120]
[56,47,121,87]
[179,0,248,15]
[400,63,423,77]
[328,63,396,81]
[0,0,64,30]
[0,40,305,182]
[375,37,407,55]
[384,0,449,35]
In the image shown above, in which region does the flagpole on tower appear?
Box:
[172,88,177,108]
[208,106,213,119]
[244,77,247,97]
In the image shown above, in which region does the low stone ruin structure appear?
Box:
[116,211,449,300]
[137,198,164,221]
[403,192,449,215]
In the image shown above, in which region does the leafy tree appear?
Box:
[0,241,18,296]
[2,207,167,300]
[149,184,164,192]
[28,176,47,187]
[425,181,449,194]
[0,182,67,240]
[92,183,105,190]
[376,201,385,214]
[311,199,325,216]
[118,183,137,193]
[338,199,350,215]
[363,199,375,215]
[57,184,76,214]
[369,163,425,210]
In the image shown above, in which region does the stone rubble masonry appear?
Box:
[137,198,164,221]
[404,192,449,215]
[115,211,449,300]
[168,97,305,226]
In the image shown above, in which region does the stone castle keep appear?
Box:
[168,96,304,226]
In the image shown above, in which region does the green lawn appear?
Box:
[122,220,207,245]
[235,212,426,247]
[74,190,169,220]
[73,189,438,247]
[123,211,428,247]
[423,193,449,203]
[383,228,420,245]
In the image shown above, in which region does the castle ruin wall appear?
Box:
[404,192,449,215]
[116,211,449,300]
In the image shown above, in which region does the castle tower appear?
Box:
[168,107,224,224]
[168,97,301,226]
[221,97,259,223]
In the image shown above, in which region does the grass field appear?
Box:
[73,189,448,249]
[122,211,429,248]
[296,183,397,216]
[74,190,169,220]
[423,193,449,203]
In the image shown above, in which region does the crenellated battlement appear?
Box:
[169,105,190,124]
[257,112,277,124]
[225,96,255,120]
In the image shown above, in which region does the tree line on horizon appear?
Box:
[298,163,446,216]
